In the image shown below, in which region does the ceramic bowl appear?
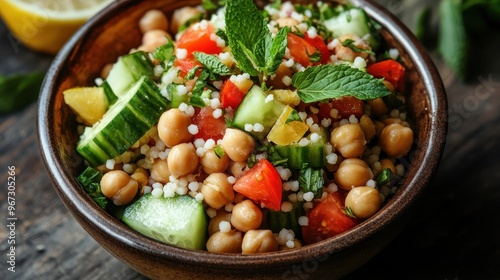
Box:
[37,0,447,279]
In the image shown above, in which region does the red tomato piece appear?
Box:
[220,80,246,109]
[233,159,283,211]
[174,58,201,77]
[303,34,330,64]
[302,191,359,245]
[191,107,226,141]
[176,23,222,58]
[317,97,364,121]
[287,33,319,67]
[366,59,406,91]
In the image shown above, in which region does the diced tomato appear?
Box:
[233,159,283,211]
[174,58,201,77]
[176,23,223,58]
[366,59,405,91]
[303,34,330,64]
[317,96,364,121]
[302,191,359,245]
[191,107,226,141]
[287,33,320,67]
[220,80,246,109]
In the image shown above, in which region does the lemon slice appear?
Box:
[0,0,114,54]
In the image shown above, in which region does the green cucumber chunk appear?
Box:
[268,201,305,238]
[232,85,285,138]
[324,8,380,51]
[122,194,208,250]
[77,76,168,166]
[274,128,328,169]
[105,51,156,98]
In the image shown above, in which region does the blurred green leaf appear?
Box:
[438,0,469,80]
[0,72,44,114]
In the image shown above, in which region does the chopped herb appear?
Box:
[214,145,225,158]
[344,206,357,218]
[285,109,302,124]
[341,38,374,55]
[77,166,108,209]
[298,166,324,198]
[375,168,394,186]
[153,38,175,62]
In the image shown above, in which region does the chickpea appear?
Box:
[279,238,302,251]
[275,17,300,27]
[241,230,278,254]
[379,158,396,173]
[382,117,403,126]
[100,63,113,79]
[167,143,199,178]
[130,167,149,187]
[158,109,193,147]
[208,209,232,236]
[206,230,243,253]
[231,200,262,232]
[379,123,414,158]
[150,159,171,183]
[359,115,376,142]
[221,128,255,162]
[382,80,396,93]
[228,161,247,178]
[330,123,366,158]
[100,170,138,205]
[373,120,385,136]
[334,158,374,190]
[201,173,235,210]
[367,98,389,117]
[170,6,202,34]
[139,9,168,34]
[200,148,230,174]
[345,186,382,219]
[141,29,170,53]
[334,34,371,61]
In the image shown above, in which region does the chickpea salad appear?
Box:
[65,0,414,253]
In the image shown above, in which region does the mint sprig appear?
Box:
[225,0,288,80]
[291,64,391,103]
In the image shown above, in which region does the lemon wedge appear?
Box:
[0,0,114,54]
[267,105,309,146]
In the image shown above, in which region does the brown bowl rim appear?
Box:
[37,0,447,270]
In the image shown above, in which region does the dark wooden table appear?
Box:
[1,2,500,279]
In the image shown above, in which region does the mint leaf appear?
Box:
[225,0,268,76]
[0,72,44,114]
[265,27,289,76]
[193,52,233,76]
[291,64,390,102]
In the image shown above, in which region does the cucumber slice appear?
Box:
[274,128,328,169]
[324,8,380,50]
[77,76,168,166]
[122,194,208,250]
[105,51,156,98]
[232,85,285,138]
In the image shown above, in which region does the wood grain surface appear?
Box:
[1,1,499,279]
